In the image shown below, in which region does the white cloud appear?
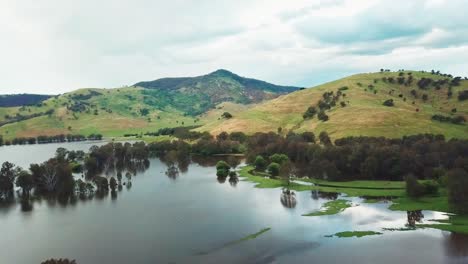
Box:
[0,0,467,94]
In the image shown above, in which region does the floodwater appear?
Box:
[0,142,467,264]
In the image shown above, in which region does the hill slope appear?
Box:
[0,71,298,140]
[199,71,468,139]
[134,69,301,115]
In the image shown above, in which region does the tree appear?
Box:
[303,106,317,119]
[361,157,378,180]
[221,112,233,119]
[109,177,117,191]
[269,153,289,165]
[317,111,329,121]
[383,99,394,107]
[301,132,315,143]
[447,168,468,214]
[254,156,267,171]
[216,160,230,177]
[16,170,34,195]
[406,174,425,198]
[267,162,280,177]
[216,132,229,141]
[319,131,332,146]
[0,162,17,199]
[94,176,109,192]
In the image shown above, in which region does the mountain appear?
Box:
[198,71,468,139]
[1,70,466,141]
[134,69,302,115]
[0,70,299,140]
[0,94,52,107]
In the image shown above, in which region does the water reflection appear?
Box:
[310,190,339,200]
[229,175,239,187]
[444,233,468,257]
[166,164,180,180]
[280,188,297,208]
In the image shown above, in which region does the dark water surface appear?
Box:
[0,143,467,264]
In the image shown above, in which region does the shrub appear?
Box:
[269,153,289,165]
[458,90,468,101]
[254,156,267,171]
[303,106,317,119]
[221,112,233,119]
[383,99,394,107]
[318,111,329,121]
[267,162,280,177]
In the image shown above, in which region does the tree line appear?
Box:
[0,133,103,146]
[0,142,150,208]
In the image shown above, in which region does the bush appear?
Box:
[303,106,317,119]
[318,111,329,121]
[269,154,289,165]
[216,168,229,177]
[406,174,425,198]
[383,99,394,107]
[216,160,230,177]
[406,174,439,198]
[254,156,267,171]
[458,90,468,101]
[221,112,233,119]
[267,162,280,177]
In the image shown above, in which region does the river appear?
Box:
[0,142,467,264]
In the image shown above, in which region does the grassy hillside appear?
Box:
[0,87,197,140]
[0,70,297,140]
[199,71,468,139]
[1,70,466,140]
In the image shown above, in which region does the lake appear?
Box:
[0,142,467,264]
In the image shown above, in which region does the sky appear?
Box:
[1,0,468,94]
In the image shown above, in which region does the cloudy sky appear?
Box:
[1,0,468,94]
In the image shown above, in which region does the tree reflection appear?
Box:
[406,210,424,228]
[165,164,180,180]
[310,190,338,200]
[281,188,297,208]
[229,174,239,187]
[444,233,468,257]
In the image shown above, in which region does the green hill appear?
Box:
[0,70,298,140]
[134,69,301,115]
[198,71,468,139]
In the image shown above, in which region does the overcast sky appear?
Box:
[1,0,468,94]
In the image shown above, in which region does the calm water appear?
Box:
[0,143,467,264]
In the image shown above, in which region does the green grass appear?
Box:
[331,231,382,238]
[238,166,406,197]
[389,195,450,212]
[388,191,468,234]
[300,178,406,189]
[302,199,352,216]
[417,215,468,234]
[236,227,271,242]
[196,227,271,255]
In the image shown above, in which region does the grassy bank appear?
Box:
[331,231,383,238]
[302,200,352,216]
[238,166,406,197]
